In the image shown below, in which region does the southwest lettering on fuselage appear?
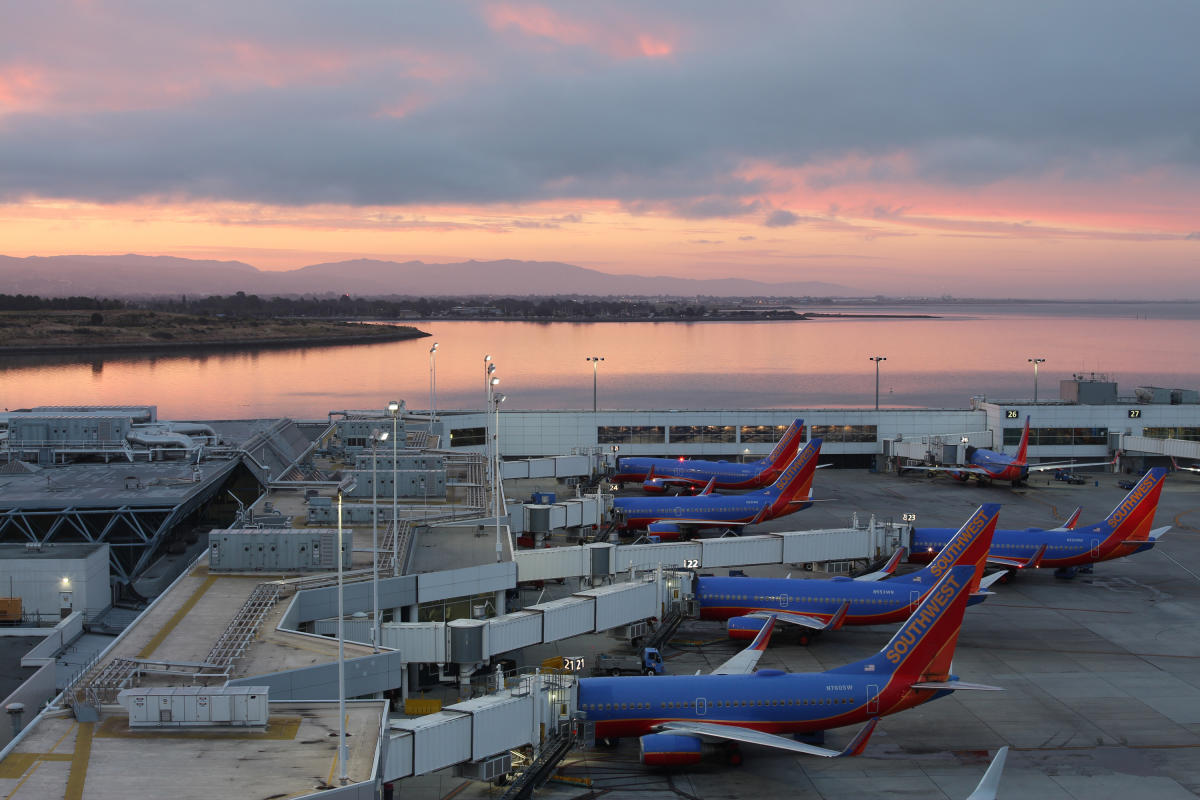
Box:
[885,573,961,664]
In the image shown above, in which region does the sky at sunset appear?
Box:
[1,2,1198,298]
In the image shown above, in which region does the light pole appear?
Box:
[335,476,356,785]
[586,356,604,413]
[387,400,399,576]
[370,428,387,653]
[493,391,506,562]
[869,356,887,410]
[1028,358,1046,404]
[428,342,439,435]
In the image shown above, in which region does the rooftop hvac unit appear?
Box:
[117,686,269,728]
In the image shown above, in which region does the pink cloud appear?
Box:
[0,65,50,113]
[485,4,675,59]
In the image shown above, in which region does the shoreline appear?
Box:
[0,327,429,357]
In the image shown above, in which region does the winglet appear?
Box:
[826,601,851,632]
[881,547,906,575]
[748,614,777,652]
[837,718,879,757]
[1024,543,1047,569]
[966,746,1009,800]
[699,476,717,496]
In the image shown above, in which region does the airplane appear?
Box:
[695,503,1002,642]
[909,467,1169,578]
[611,438,823,539]
[576,564,1000,766]
[905,416,1114,486]
[611,418,806,493]
[1171,456,1200,474]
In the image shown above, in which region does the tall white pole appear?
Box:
[370,430,383,653]
[1028,358,1045,404]
[429,342,439,435]
[388,400,399,576]
[336,485,348,784]
[494,392,505,562]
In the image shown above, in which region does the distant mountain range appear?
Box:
[0,254,857,298]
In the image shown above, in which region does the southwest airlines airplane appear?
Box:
[611,419,805,493]
[910,467,1168,578]
[696,503,1002,640]
[612,438,822,538]
[907,417,1113,486]
[577,564,999,765]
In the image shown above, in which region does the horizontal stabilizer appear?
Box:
[966,746,1009,800]
[909,680,1004,692]
[978,571,1007,590]
[655,717,878,758]
[1149,525,1171,541]
[855,547,907,582]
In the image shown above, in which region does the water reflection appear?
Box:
[1,311,1198,419]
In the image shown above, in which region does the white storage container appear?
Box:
[778,529,870,563]
[528,595,594,641]
[395,711,472,775]
[383,730,414,781]
[486,611,543,656]
[383,622,446,662]
[576,581,657,631]
[514,546,589,583]
[446,692,535,760]
[699,535,783,567]
[613,541,701,571]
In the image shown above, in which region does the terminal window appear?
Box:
[740,424,805,443]
[810,424,877,443]
[449,426,487,447]
[669,425,737,444]
[597,426,666,445]
[1143,427,1200,442]
[1003,427,1108,446]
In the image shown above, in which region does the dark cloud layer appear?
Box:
[1,1,1197,210]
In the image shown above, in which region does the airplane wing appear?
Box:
[966,746,1009,800]
[743,601,850,632]
[854,547,907,581]
[655,717,878,759]
[909,679,1004,691]
[904,464,993,477]
[1172,457,1200,474]
[987,543,1047,570]
[1026,457,1115,473]
[711,614,776,675]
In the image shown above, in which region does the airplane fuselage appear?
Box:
[579,671,944,739]
[910,524,1148,568]
[612,457,778,491]
[696,575,983,627]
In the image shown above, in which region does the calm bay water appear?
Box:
[2,302,1198,419]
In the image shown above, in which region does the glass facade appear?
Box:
[810,424,877,443]
[417,592,497,622]
[1143,427,1200,442]
[597,425,666,445]
[740,424,805,443]
[669,425,737,444]
[449,426,486,447]
[1003,427,1108,446]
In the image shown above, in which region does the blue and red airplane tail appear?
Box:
[1012,416,1031,466]
[1093,467,1167,548]
[908,503,1000,594]
[829,564,976,685]
[762,437,823,517]
[759,418,805,470]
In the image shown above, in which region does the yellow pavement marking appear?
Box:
[0,752,73,780]
[136,575,218,658]
[2,758,42,799]
[64,722,93,800]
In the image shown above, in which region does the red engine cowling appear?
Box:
[638,733,704,766]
